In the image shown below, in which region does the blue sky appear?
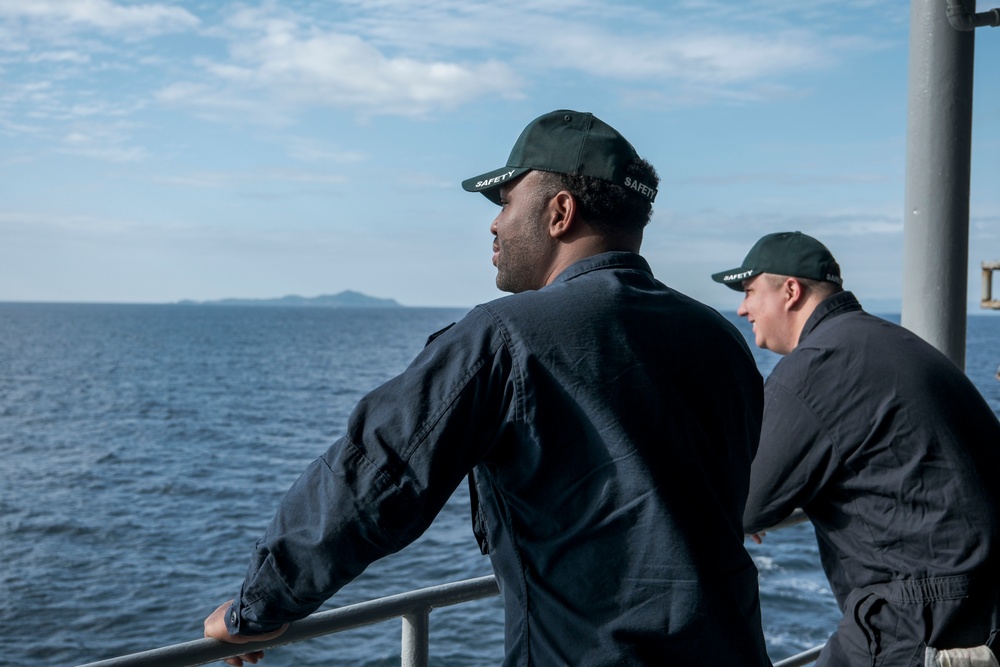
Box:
[1,0,997,311]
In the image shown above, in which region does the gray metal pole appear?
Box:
[902,0,977,368]
[401,609,430,667]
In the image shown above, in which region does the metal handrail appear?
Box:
[760,507,809,532]
[76,576,501,667]
[75,512,822,667]
[774,645,825,667]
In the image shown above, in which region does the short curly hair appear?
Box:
[534,157,659,234]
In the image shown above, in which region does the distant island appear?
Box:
[177,290,403,308]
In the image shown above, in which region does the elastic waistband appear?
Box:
[873,574,976,604]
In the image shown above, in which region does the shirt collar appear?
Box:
[551,251,653,285]
[799,290,862,342]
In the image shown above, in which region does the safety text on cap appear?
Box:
[723,270,753,282]
[476,169,516,189]
[624,176,657,201]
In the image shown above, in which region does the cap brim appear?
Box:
[711,267,758,291]
[462,166,532,205]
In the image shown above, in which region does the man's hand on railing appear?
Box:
[203,600,289,667]
[746,509,809,545]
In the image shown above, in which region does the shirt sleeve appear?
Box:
[743,377,840,535]
[229,308,513,634]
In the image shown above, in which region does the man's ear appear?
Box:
[547,191,576,239]
[783,277,807,311]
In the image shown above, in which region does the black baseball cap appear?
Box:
[712,231,843,291]
[462,109,657,205]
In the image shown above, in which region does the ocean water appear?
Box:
[0,303,996,667]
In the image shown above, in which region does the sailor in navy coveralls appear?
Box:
[715,231,1000,667]
[204,111,772,667]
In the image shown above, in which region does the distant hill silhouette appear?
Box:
[177,290,402,308]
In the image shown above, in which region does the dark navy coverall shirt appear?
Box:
[228,252,771,666]
[745,291,1000,667]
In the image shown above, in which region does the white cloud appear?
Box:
[678,170,889,187]
[219,31,519,111]
[27,49,90,64]
[3,2,889,130]
[58,127,146,162]
[157,6,524,119]
[0,209,144,237]
[151,2,872,122]
[284,138,366,164]
[532,27,830,86]
[300,1,878,94]
[0,78,145,128]
[0,0,199,35]
[152,168,350,192]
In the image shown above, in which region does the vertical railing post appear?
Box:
[401,607,430,667]
[984,264,995,304]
